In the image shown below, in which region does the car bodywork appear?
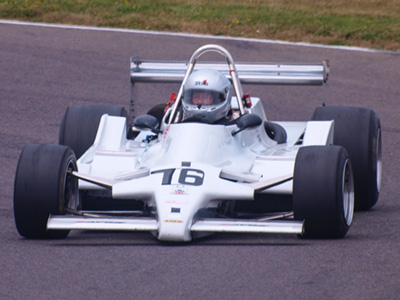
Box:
[45,45,339,242]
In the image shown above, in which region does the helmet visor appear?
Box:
[184,89,225,106]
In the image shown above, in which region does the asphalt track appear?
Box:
[1,22,399,300]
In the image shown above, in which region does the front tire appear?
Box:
[293,146,355,238]
[14,144,78,239]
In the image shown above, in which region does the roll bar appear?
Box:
[167,45,245,122]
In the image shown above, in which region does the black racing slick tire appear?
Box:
[312,106,382,210]
[147,103,167,127]
[59,105,128,159]
[14,144,78,239]
[293,146,355,238]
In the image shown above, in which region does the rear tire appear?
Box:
[147,103,166,127]
[293,146,354,238]
[59,105,128,159]
[312,106,382,210]
[14,144,78,239]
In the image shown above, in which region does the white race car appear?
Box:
[14,44,382,241]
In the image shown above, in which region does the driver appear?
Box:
[182,69,232,123]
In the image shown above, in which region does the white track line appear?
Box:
[1,19,398,55]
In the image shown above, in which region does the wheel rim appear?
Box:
[376,128,382,193]
[64,158,79,212]
[342,159,355,226]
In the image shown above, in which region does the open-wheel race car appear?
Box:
[14,44,382,241]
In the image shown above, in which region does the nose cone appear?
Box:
[158,219,192,242]
[155,188,204,242]
[154,165,255,242]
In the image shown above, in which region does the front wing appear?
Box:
[47,215,304,235]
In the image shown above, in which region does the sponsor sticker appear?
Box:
[165,200,188,205]
[171,184,187,195]
[195,79,208,86]
[164,219,183,223]
[162,124,170,140]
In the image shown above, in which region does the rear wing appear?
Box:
[129,57,330,120]
[130,59,330,86]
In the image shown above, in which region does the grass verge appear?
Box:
[1,0,399,51]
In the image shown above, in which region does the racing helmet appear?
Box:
[182,69,232,123]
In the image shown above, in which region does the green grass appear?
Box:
[1,0,399,51]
